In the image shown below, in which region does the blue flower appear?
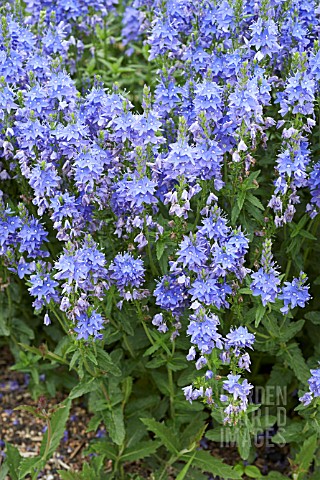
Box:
[276,72,315,117]
[176,234,208,271]
[225,326,255,351]
[154,272,188,316]
[74,311,104,340]
[17,218,48,258]
[189,276,231,309]
[109,253,145,290]
[300,365,320,405]
[186,309,223,354]
[279,273,311,314]
[28,273,59,309]
[250,268,280,306]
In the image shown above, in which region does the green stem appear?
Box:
[158,454,178,480]
[100,381,110,403]
[284,258,292,280]
[168,367,175,419]
[123,333,136,358]
[43,416,52,460]
[144,214,157,277]
[135,300,154,345]
[50,306,69,334]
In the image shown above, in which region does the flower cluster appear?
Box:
[0,0,318,419]
[299,366,320,406]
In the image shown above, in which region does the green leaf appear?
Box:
[231,202,241,224]
[279,319,305,342]
[181,413,208,450]
[176,451,196,480]
[294,434,318,477]
[238,427,251,460]
[182,450,241,479]
[58,471,79,480]
[0,313,10,336]
[167,353,188,372]
[102,406,125,446]
[246,193,264,210]
[297,230,317,240]
[5,444,22,480]
[244,465,262,478]
[90,440,117,461]
[120,440,161,462]
[305,311,320,325]
[264,473,287,479]
[156,241,166,261]
[255,304,266,327]
[245,202,264,223]
[267,364,293,390]
[237,190,246,211]
[272,422,303,444]
[40,399,72,459]
[69,350,80,370]
[141,418,181,454]
[280,343,310,383]
[69,378,99,400]
[96,347,121,376]
[18,456,44,480]
[0,464,9,480]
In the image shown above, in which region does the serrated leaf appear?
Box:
[145,357,167,368]
[141,418,181,454]
[280,343,310,383]
[0,314,10,336]
[18,456,44,479]
[294,434,318,476]
[86,349,98,365]
[102,406,125,446]
[279,319,305,342]
[120,440,161,462]
[182,450,241,479]
[58,471,79,480]
[96,348,121,376]
[69,378,99,400]
[5,444,21,480]
[246,202,264,223]
[246,193,264,210]
[181,413,208,450]
[90,440,117,460]
[167,353,187,372]
[272,422,303,444]
[40,399,71,459]
[69,350,80,370]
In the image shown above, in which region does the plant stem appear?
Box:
[43,416,52,460]
[167,366,175,419]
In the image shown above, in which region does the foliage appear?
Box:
[0,0,320,478]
